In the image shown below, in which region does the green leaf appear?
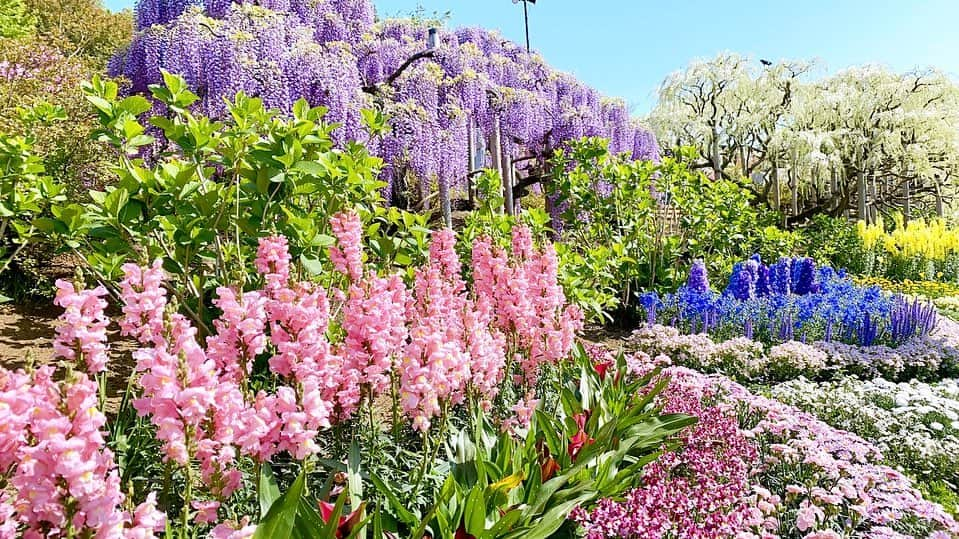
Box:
[300,255,324,276]
[463,486,486,535]
[367,472,418,526]
[292,495,327,539]
[258,463,282,519]
[253,470,305,539]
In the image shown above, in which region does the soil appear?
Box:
[0,302,139,410]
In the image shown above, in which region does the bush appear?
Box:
[40,73,430,329]
[547,141,783,322]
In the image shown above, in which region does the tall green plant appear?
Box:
[0,110,67,300]
[41,72,429,329]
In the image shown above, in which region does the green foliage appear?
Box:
[0,36,103,195]
[0,118,67,299]
[42,72,428,329]
[547,140,781,321]
[0,0,36,38]
[660,148,781,278]
[370,348,695,538]
[799,214,866,274]
[24,0,133,68]
[549,138,660,318]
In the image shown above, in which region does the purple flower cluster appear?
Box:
[115,1,661,204]
[642,255,938,348]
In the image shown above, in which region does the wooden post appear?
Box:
[499,124,514,216]
[466,120,475,209]
[489,118,503,205]
[439,177,452,228]
[501,147,514,216]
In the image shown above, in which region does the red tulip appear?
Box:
[568,410,595,460]
[594,359,614,381]
[318,500,366,538]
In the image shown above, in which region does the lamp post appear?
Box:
[513,0,536,52]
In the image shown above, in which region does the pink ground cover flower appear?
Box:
[576,344,959,538]
[572,366,769,539]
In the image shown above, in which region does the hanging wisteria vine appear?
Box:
[113,0,660,204]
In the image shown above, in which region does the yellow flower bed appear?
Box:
[857,214,959,261]
[853,275,959,299]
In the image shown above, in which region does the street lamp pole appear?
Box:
[513,0,536,52]
[523,0,530,51]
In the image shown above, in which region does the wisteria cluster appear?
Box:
[575,355,959,538]
[641,257,938,347]
[629,323,959,383]
[112,0,659,201]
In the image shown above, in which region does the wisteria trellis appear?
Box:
[113,0,660,205]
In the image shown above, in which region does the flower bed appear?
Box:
[576,357,959,538]
[771,376,959,514]
[628,323,959,383]
[640,257,938,348]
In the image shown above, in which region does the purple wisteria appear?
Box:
[115,0,660,203]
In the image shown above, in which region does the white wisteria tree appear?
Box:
[650,53,959,224]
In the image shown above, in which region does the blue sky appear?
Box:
[104,0,959,113]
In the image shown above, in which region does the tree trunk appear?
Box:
[711,124,721,179]
[772,164,782,226]
[856,170,869,222]
[903,178,911,223]
[790,168,799,218]
[936,176,945,217]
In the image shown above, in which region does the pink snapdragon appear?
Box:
[132,307,248,499]
[255,235,291,292]
[330,211,364,281]
[341,274,409,397]
[0,365,166,538]
[209,517,256,539]
[472,227,583,385]
[207,287,268,383]
[118,260,167,346]
[463,298,507,402]
[400,229,472,431]
[52,279,110,373]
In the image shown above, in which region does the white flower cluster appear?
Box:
[770,376,959,489]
